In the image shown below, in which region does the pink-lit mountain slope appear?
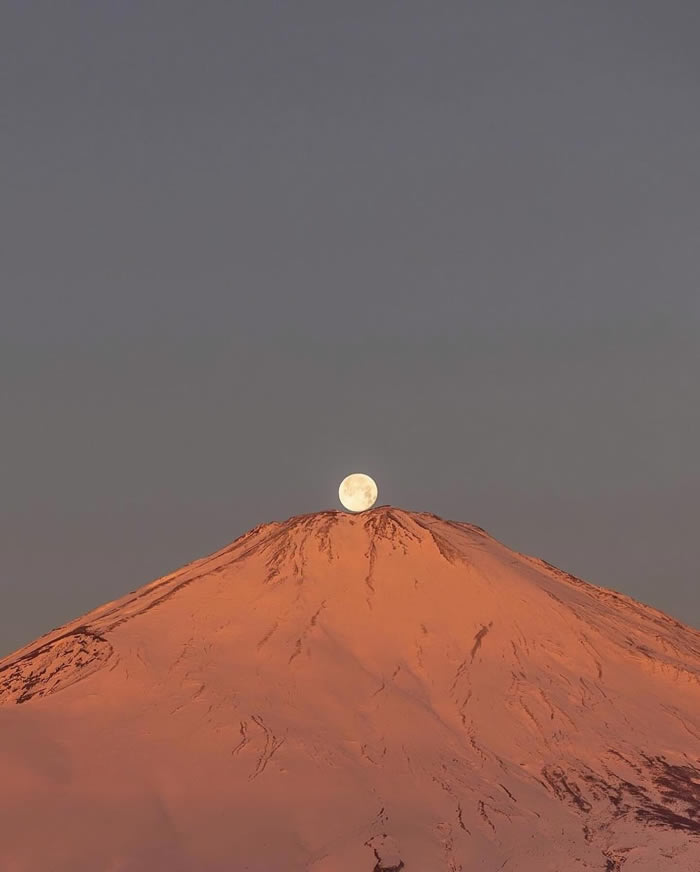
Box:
[1,508,699,871]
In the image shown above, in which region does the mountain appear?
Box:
[1,507,699,871]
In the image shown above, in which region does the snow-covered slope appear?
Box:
[1,507,699,870]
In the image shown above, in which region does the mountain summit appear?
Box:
[1,507,699,870]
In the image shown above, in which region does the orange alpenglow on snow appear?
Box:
[1,507,699,870]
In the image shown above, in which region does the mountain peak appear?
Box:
[1,509,699,870]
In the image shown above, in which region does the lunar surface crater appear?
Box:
[339,472,378,512]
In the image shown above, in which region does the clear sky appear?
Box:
[2,2,699,655]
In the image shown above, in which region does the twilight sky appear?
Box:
[1,2,699,655]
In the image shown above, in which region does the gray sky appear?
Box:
[2,2,699,656]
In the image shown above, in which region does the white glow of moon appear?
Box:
[338,473,378,513]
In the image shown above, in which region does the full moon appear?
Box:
[338,473,378,512]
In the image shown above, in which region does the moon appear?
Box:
[338,473,378,513]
